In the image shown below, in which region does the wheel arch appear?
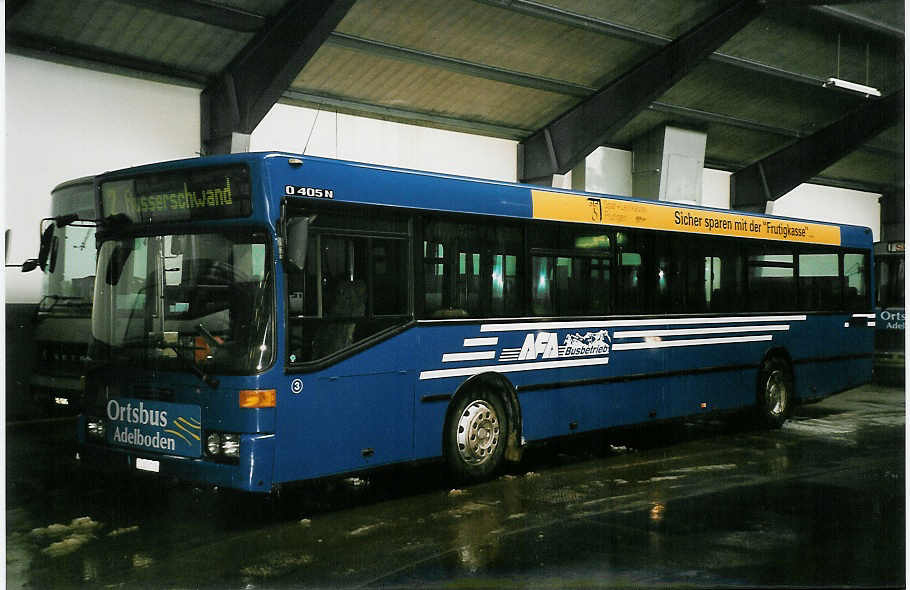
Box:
[445,372,523,463]
[758,346,795,399]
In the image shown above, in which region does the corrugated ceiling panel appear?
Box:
[294,45,577,130]
[211,0,287,17]
[828,1,904,30]
[866,124,905,153]
[820,149,903,188]
[337,0,648,88]
[12,0,252,75]
[656,61,865,134]
[720,12,903,94]
[703,124,791,165]
[543,0,727,38]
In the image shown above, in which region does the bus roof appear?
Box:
[98,151,874,250]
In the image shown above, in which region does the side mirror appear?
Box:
[20,259,40,273]
[4,229,9,265]
[37,224,55,271]
[286,216,315,272]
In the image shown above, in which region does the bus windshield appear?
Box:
[91,230,274,375]
[41,181,97,317]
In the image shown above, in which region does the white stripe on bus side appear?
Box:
[441,351,497,363]
[612,335,773,351]
[420,356,613,380]
[479,315,807,333]
[463,337,499,347]
[613,325,790,339]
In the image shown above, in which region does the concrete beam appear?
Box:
[517,0,763,184]
[201,0,355,155]
[730,90,904,210]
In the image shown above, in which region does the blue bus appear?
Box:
[77,152,874,493]
[874,241,904,383]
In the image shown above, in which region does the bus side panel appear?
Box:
[274,333,417,484]
[663,340,766,417]
[792,315,874,401]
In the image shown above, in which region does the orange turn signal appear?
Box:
[239,389,276,408]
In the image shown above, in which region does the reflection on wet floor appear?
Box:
[6,384,905,589]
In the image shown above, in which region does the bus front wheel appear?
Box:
[757,356,793,429]
[445,392,508,483]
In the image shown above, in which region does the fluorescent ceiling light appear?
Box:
[824,77,882,98]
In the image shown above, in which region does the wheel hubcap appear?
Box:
[765,369,788,416]
[456,400,501,465]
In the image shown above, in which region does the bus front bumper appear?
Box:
[76,432,276,494]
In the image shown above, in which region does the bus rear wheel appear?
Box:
[445,393,508,483]
[757,356,793,429]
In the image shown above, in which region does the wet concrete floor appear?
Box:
[6,384,905,588]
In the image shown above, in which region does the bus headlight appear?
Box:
[205,431,240,462]
[205,433,222,457]
[86,418,106,440]
[221,434,240,459]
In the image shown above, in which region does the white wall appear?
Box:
[768,184,881,241]
[250,103,517,182]
[5,55,201,303]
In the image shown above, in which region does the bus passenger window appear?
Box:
[285,210,411,364]
[683,238,743,313]
[421,219,523,318]
[491,254,518,315]
[654,235,684,314]
[747,248,795,311]
[373,239,408,315]
[423,241,445,315]
[456,251,482,312]
[843,253,868,310]
[798,253,841,310]
[532,256,554,316]
[616,231,650,314]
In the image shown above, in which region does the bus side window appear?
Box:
[747,246,796,312]
[684,237,743,314]
[654,234,685,314]
[423,240,445,315]
[421,219,523,318]
[843,253,868,310]
[531,255,554,316]
[798,252,840,310]
[616,230,651,314]
[286,211,411,364]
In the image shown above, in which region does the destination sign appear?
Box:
[532,190,842,246]
[101,165,252,223]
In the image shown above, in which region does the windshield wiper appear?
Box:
[38,294,88,313]
[165,342,219,389]
[117,337,220,389]
[156,339,220,389]
[196,322,221,350]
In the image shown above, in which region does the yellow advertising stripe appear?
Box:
[173,419,201,441]
[177,417,201,431]
[531,190,841,246]
[164,429,192,446]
